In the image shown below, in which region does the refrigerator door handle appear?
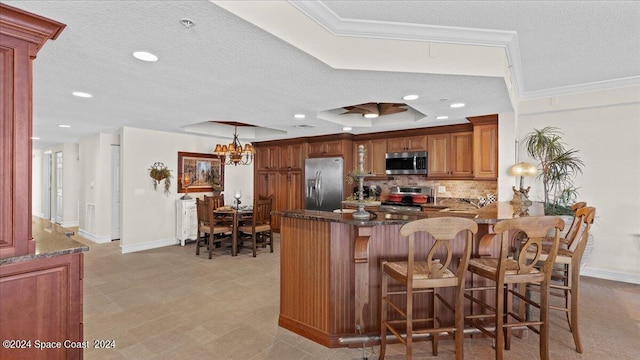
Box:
[316,170,323,207]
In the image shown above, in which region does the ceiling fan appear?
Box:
[342,102,408,118]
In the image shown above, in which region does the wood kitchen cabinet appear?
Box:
[387,135,427,152]
[352,139,387,176]
[279,143,305,170]
[255,145,280,170]
[427,131,473,179]
[308,140,345,157]
[273,170,303,231]
[468,114,499,179]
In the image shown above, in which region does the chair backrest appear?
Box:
[399,217,478,280]
[564,201,588,243]
[496,216,565,279]
[568,206,595,253]
[196,197,209,227]
[205,194,224,209]
[253,196,273,227]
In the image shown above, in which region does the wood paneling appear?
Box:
[278,216,490,346]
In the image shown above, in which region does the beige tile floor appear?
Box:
[58,224,639,359]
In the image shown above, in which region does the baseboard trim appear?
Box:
[78,229,112,244]
[120,237,178,254]
[581,266,640,285]
[59,220,79,228]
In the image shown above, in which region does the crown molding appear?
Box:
[289,1,636,103]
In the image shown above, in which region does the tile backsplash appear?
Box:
[367,176,497,200]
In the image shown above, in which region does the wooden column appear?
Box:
[0,3,65,258]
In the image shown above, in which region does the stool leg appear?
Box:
[539,280,551,360]
[454,286,464,360]
[569,263,583,353]
[407,285,413,359]
[380,272,388,360]
[495,281,505,360]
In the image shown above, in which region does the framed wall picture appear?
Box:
[177,152,224,193]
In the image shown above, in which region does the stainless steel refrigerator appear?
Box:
[305,157,344,211]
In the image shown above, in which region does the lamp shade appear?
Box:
[509,162,537,177]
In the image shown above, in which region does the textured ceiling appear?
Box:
[3,0,639,150]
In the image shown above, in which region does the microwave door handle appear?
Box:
[413,156,417,171]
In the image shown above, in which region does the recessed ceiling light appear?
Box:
[133,51,158,62]
[294,114,305,119]
[58,124,71,128]
[179,18,195,28]
[72,91,92,98]
[403,94,419,101]
[450,103,465,108]
[294,124,315,129]
[343,127,352,131]
[436,116,449,120]
[363,113,379,119]
[31,137,40,140]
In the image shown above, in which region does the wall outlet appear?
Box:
[437,186,446,194]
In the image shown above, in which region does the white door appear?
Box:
[111,145,121,240]
[43,152,52,220]
[55,151,63,224]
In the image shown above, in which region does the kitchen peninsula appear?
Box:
[275,202,544,347]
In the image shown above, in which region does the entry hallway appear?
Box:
[45,219,639,359]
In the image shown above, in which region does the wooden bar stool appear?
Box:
[524,206,596,353]
[380,217,478,360]
[465,216,565,360]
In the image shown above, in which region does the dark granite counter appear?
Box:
[0,230,89,265]
[275,201,546,226]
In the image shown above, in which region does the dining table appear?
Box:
[214,207,253,256]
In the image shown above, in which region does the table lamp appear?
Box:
[233,190,242,210]
[180,173,192,200]
[509,162,537,206]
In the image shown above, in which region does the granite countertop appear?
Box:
[276,201,547,226]
[1,230,89,265]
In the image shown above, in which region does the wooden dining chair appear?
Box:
[465,216,565,360]
[379,217,478,360]
[195,197,232,259]
[524,206,596,353]
[237,196,273,257]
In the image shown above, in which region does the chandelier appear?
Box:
[213,126,254,166]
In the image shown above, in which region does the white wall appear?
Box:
[78,133,119,243]
[514,85,640,283]
[120,127,254,253]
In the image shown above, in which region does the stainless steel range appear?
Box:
[379,186,433,212]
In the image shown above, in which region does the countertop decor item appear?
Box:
[149,162,172,195]
[522,127,584,215]
[343,145,380,219]
[508,162,537,206]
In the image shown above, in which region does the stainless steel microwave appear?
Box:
[385,151,427,175]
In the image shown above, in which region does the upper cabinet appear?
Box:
[427,131,473,179]
[279,143,305,170]
[468,114,499,179]
[387,135,427,152]
[255,145,279,170]
[353,139,387,176]
[308,140,345,157]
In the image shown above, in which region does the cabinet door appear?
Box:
[280,143,304,170]
[0,253,83,360]
[387,138,406,152]
[473,123,498,179]
[256,146,279,170]
[256,171,277,200]
[405,135,427,151]
[309,140,344,157]
[370,139,388,176]
[427,134,450,178]
[450,131,473,178]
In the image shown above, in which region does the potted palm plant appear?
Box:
[523,127,584,215]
